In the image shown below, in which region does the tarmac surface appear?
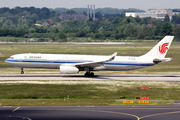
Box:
[1,74,180,120]
[1,104,180,120]
[0,74,180,81]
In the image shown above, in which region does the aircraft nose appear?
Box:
[5,58,10,63]
[5,59,8,63]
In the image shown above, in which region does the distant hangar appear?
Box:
[126,9,180,20]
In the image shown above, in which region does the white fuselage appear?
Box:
[5,36,174,75]
[5,53,155,71]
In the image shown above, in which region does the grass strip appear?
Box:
[0,99,114,106]
[0,80,180,100]
[0,99,174,106]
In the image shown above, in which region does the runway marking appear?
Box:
[80,109,140,120]
[89,110,180,120]
[139,111,180,120]
[10,107,180,120]
[96,110,140,119]
[9,116,32,120]
[12,107,20,112]
[77,109,180,120]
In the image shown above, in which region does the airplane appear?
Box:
[5,36,174,77]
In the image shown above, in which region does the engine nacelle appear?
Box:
[60,65,79,74]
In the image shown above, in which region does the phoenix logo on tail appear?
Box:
[159,43,169,54]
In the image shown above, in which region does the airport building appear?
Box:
[126,12,158,18]
[125,10,174,20]
[173,12,180,15]
[149,9,173,17]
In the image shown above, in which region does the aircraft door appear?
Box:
[137,58,141,66]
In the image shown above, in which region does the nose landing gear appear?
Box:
[21,68,24,74]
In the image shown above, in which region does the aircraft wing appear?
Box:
[75,52,117,68]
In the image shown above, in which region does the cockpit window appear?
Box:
[10,57,14,59]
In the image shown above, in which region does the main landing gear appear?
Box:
[21,68,24,74]
[84,67,94,77]
[84,72,94,77]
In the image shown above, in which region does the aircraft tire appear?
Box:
[84,72,94,77]
[84,72,88,77]
[21,71,24,74]
[90,72,94,77]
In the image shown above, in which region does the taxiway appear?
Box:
[0,74,180,81]
[1,104,180,120]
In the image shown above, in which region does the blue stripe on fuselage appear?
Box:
[104,62,154,66]
[5,59,154,66]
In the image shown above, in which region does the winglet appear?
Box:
[106,52,117,62]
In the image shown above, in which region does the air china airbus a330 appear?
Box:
[5,36,174,77]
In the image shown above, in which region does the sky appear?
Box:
[0,0,180,10]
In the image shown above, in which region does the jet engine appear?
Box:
[60,65,79,74]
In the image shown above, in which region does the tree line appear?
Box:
[0,7,180,41]
[50,8,144,14]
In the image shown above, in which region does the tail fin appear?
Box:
[142,36,174,58]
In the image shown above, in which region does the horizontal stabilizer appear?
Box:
[153,58,171,64]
